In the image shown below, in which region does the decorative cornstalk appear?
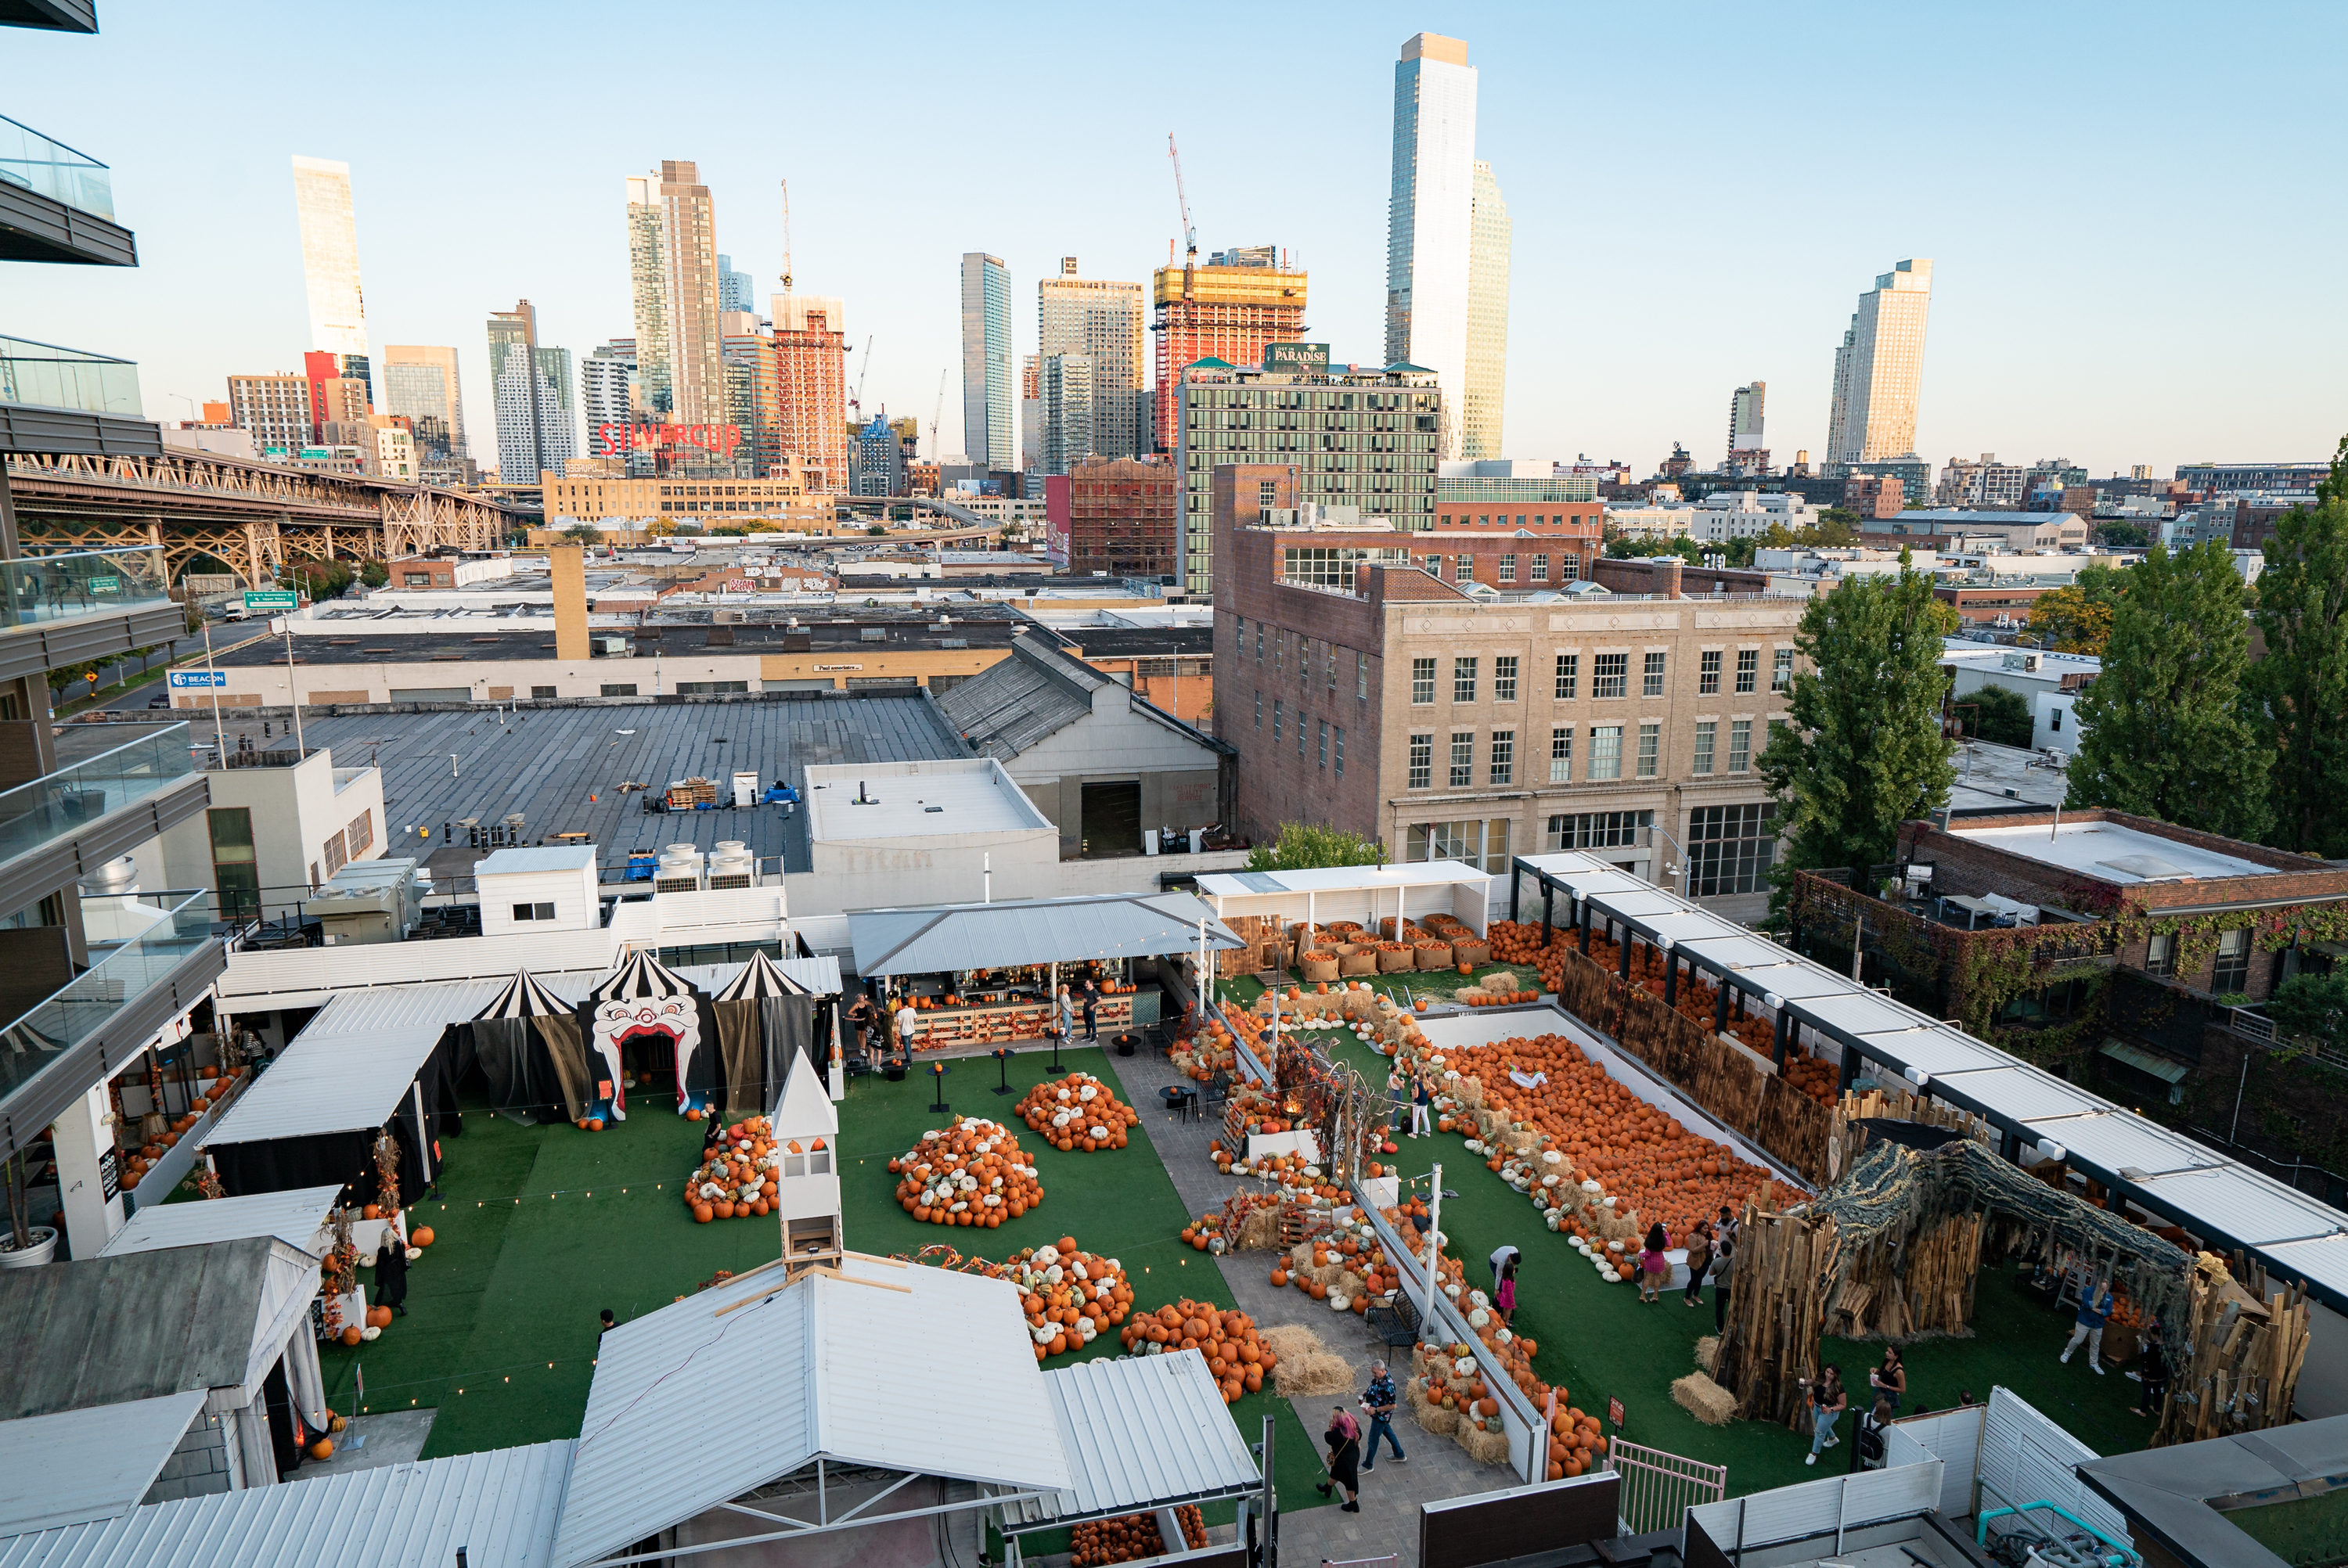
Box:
[372,1130,402,1215]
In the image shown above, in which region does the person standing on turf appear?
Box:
[1082,978,1100,1041]
[1802,1365,1847,1466]
[1682,1219,1714,1308]
[1359,1361,1406,1471]
[2062,1276,2114,1375]
[1710,1225,1735,1332]
[1410,1066,1432,1138]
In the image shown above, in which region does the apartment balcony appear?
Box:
[0,720,209,916]
[0,889,225,1165]
[0,336,160,455]
[0,545,184,684]
[0,113,133,265]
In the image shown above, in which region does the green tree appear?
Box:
[2065,540,2267,839]
[358,560,388,588]
[1758,554,1958,879]
[1812,509,1860,546]
[1245,822,1387,872]
[2251,436,2348,858]
[560,523,600,545]
[1605,535,1681,560]
[2094,520,2151,548]
[1957,685,2035,747]
[2026,563,2128,654]
[2265,969,2348,1053]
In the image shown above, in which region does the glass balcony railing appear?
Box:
[0,336,142,418]
[0,114,115,221]
[0,545,171,631]
[0,721,193,872]
[0,890,217,1112]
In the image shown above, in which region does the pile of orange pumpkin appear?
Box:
[1433,1031,1780,1243]
[1118,1299,1273,1403]
[989,1239,1133,1359]
[889,1117,1043,1226]
[120,1066,250,1193]
[1014,1072,1140,1151]
[686,1115,787,1222]
[1070,1505,1205,1566]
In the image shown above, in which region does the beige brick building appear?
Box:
[1215,520,1808,907]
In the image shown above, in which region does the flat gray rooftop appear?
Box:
[162,695,967,878]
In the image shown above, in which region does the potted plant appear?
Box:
[0,1146,58,1268]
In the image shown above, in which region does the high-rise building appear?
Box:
[960,252,1013,469]
[1174,356,1442,595]
[1384,32,1478,459]
[853,413,904,496]
[718,253,756,316]
[313,372,372,447]
[1020,354,1043,472]
[582,340,639,465]
[487,300,574,484]
[1151,246,1308,453]
[382,346,468,464]
[1462,160,1510,460]
[225,373,313,459]
[1725,381,1767,473]
[625,177,672,420]
[1039,353,1094,477]
[290,155,371,402]
[1059,455,1179,580]
[650,160,723,428]
[721,312,781,478]
[772,293,848,494]
[1038,256,1147,463]
[1825,258,1932,468]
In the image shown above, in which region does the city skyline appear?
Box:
[9,2,2342,479]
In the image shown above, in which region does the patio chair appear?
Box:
[1365,1290,1421,1348]
[1202,1071,1231,1113]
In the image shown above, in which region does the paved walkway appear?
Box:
[290,1409,435,1481]
[1115,1037,1511,1568]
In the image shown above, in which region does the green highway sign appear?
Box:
[243,590,298,612]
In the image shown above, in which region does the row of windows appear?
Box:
[1406,719,1758,788]
[1251,692,1346,777]
[1424,552,1582,584]
[1242,621,1374,700]
[1412,649,1791,704]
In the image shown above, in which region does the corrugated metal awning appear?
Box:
[1000,1350,1262,1535]
[849,892,1242,977]
[0,1392,207,1535]
[203,1022,448,1145]
[2096,1039,2190,1084]
[0,1440,572,1568]
[99,1185,343,1259]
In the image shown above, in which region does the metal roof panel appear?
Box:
[100,1186,343,1260]
[1027,1351,1260,1530]
[850,892,1241,976]
[0,1392,208,1535]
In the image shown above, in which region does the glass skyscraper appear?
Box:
[487,301,574,484]
[1826,259,1933,467]
[960,252,1013,469]
[291,154,371,402]
[1384,33,1478,459]
[1462,160,1510,461]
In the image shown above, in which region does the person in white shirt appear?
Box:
[893,997,922,1057]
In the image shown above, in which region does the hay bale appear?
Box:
[1410,1386,1459,1436]
[1287,1242,1317,1275]
[1337,1270,1367,1300]
[1456,1423,1514,1465]
[1485,970,1521,994]
[1279,1353,1356,1397]
[1672,1372,1737,1426]
[1259,1323,1329,1368]
[1234,1208,1283,1251]
[1694,1335,1720,1374]
[1455,987,1491,1006]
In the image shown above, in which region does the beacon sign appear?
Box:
[595,423,743,459]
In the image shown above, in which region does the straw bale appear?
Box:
[1672,1372,1738,1426]
[1259,1323,1329,1367]
[1694,1335,1720,1374]
[1409,1384,1459,1436]
[1234,1208,1283,1251]
[1456,987,1492,1006]
[1452,1076,1486,1111]
[1279,1353,1356,1397]
[1457,1424,1514,1465]
[1337,1269,1367,1300]
[1484,971,1521,994]
[1287,1242,1318,1275]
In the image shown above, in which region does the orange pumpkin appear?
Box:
[693,1203,714,1223]
[340,1325,363,1347]
[309,1437,336,1461]
[411,1226,434,1247]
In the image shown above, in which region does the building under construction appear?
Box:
[773,293,849,493]
[1151,246,1306,451]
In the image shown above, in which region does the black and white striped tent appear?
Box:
[710,951,819,1121]
[585,949,714,1120]
[468,969,595,1125]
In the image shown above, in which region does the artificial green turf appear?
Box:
[1315,1029,2156,1498]
[321,1051,1327,1509]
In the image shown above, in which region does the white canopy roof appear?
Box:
[202,1019,446,1145]
[100,1185,342,1260]
[1517,850,2348,1311]
[849,891,1241,977]
[552,1253,1068,1568]
[1012,1350,1261,1533]
[0,1441,572,1568]
[0,1392,207,1535]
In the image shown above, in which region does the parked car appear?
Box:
[146,693,172,709]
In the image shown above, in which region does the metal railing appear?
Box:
[0,117,115,221]
[1608,1437,1727,1536]
[0,545,171,630]
[0,890,216,1108]
[0,335,139,417]
[0,721,192,869]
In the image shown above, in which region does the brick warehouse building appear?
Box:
[1212,514,1807,912]
[1046,455,1179,580]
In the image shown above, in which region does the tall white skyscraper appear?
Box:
[1826,259,1933,466]
[960,253,1013,469]
[1038,256,1147,463]
[291,155,370,397]
[625,177,672,419]
[487,300,574,484]
[1384,32,1478,459]
[1461,160,1511,460]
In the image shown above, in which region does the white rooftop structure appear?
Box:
[1949,819,2283,883]
[551,1253,1070,1568]
[0,1392,209,1535]
[803,757,1051,843]
[0,1442,572,1568]
[471,844,600,876]
[1196,860,1494,934]
[99,1185,342,1259]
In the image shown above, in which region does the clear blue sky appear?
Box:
[13,1,2343,479]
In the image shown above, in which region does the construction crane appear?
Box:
[1168,133,1197,301]
[928,369,946,461]
[847,336,873,424]
[778,178,793,293]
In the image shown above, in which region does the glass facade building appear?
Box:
[960,253,1013,469]
[1462,159,1510,461]
[1385,33,1478,459]
[1826,258,1932,467]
